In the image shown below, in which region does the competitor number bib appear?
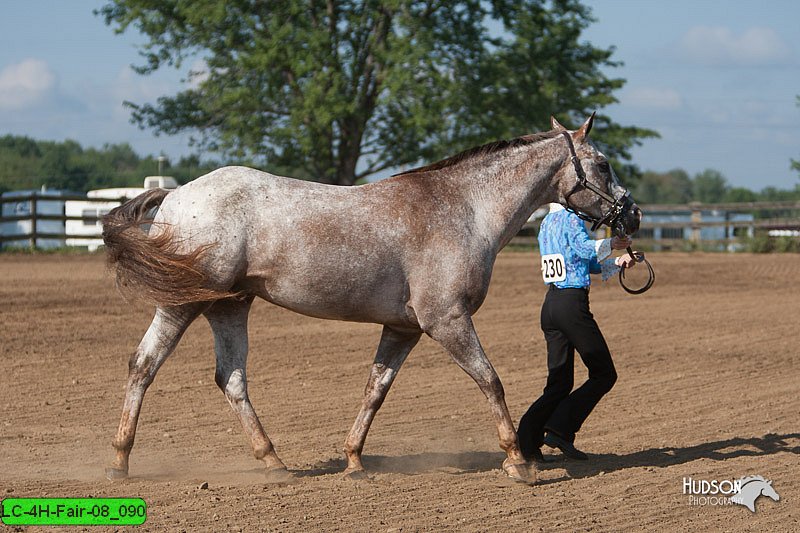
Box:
[541,253,566,283]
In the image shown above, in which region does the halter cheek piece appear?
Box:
[560,131,629,233]
[559,131,655,295]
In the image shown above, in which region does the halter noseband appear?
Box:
[560,131,629,233]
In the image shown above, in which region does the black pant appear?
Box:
[518,286,617,457]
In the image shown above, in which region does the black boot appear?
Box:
[543,432,588,460]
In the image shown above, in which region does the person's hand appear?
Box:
[615,252,638,268]
[610,236,632,250]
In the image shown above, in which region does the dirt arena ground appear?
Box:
[1,251,798,532]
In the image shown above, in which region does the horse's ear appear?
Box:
[550,116,567,131]
[574,112,596,143]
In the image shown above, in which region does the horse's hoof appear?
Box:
[264,466,295,485]
[105,467,128,481]
[343,468,371,482]
[502,458,537,486]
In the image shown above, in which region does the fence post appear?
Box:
[689,201,702,243]
[30,193,38,250]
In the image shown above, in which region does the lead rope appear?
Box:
[619,246,655,294]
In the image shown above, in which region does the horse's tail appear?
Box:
[102,188,237,306]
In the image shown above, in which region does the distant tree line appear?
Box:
[633,168,800,205]
[794,94,800,176]
[0,135,217,194]
[2,134,799,205]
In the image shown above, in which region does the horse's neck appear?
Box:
[457,140,563,250]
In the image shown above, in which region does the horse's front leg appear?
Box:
[343,325,421,479]
[424,308,537,485]
[107,303,208,480]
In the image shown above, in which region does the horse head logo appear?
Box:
[731,475,780,513]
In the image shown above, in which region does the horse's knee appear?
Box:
[480,374,505,401]
[216,368,248,404]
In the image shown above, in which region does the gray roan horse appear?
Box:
[101,114,640,485]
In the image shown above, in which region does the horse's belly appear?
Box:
[243,271,415,326]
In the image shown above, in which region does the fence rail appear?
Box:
[2,194,800,250]
[637,218,800,229]
[1,214,103,223]
[517,200,800,250]
[0,193,130,248]
[639,200,800,212]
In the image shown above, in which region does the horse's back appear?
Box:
[156,166,422,325]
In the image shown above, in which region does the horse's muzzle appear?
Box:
[612,199,641,237]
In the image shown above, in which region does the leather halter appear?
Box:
[560,131,629,233]
[559,131,654,295]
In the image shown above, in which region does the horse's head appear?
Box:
[761,480,780,502]
[550,113,641,238]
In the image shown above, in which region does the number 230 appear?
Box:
[543,258,563,278]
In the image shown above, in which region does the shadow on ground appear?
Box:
[559,432,800,481]
[296,433,799,482]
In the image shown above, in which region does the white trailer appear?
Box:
[65,176,178,251]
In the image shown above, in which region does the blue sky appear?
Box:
[0,1,798,190]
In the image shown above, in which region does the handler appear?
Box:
[518,203,637,462]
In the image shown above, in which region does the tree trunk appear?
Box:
[335,118,365,186]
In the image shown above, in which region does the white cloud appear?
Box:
[679,26,791,66]
[0,59,56,110]
[624,87,683,110]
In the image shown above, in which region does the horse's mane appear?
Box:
[394,130,560,177]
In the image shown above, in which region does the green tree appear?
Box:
[723,187,757,203]
[793,95,800,176]
[98,0,657,186]
[38,140,90,192]
[759,185,800,202]
[692,169,728,203]
[634,169,692,204]
[0,136,220,193]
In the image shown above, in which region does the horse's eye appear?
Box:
[597,161,610,173]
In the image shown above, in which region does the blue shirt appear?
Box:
[538,205,617,289]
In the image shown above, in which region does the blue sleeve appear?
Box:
[589,258,602,274]
[565,214,599,262]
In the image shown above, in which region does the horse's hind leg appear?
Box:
[107,303,208,479]
[204,297,291,483]
[343,325,421,478]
